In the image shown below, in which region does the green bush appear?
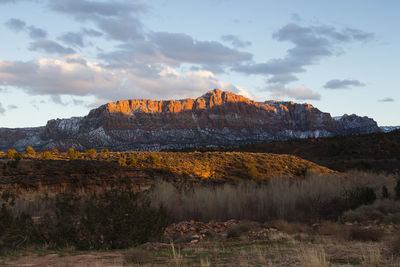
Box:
[0,180,169,252]
[43,179,169,249]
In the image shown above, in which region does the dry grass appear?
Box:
[147,171,396,222]
[297,246,329,267]
[361,247,381,266]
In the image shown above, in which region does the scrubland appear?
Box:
[1,148,400,265]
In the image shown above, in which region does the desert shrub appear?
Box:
[247,164,258,179]
[25,146,35,156]
[395,179,400,200]
[85,148,97,158]
[128,157,137,167]
[118,157,127,166]
[382,185,389,199]
[124,248,153,265]
[226,221,260,238]
[342,199,400,223]
[42,180,169,249]
[317,221,346,238]
[148,153,160,165]
[265,220,309,234]
[41,151,52,160]
[384,212,400,224]
[6,149,18,159]
[0,192,42,254]
[389,235,400,255]
[347,227,383,242]
[67,147,80,160]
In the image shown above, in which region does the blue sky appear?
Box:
[0,0,399,127]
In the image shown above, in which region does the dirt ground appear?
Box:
[2,220,400,266]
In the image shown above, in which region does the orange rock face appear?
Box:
[106,89,255,115]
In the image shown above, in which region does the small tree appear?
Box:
[85,148,97,159]
[25,146,36,156]
[128,157,137,167]
[101,148,109,153]
[6,149,18,160]
[247,164,258,179]
[52,149,59,154]
[67,147,80,160]
[118,157,127,166]
[41,151,52,160]
[148,154,160,165]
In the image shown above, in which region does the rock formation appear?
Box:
[0,89,380,151]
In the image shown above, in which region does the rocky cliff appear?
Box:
[0,89,380,151]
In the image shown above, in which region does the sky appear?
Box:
[0,0,399,127]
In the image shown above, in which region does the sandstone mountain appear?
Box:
[0,89,380,151]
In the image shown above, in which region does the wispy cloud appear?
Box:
[378,97,394,102]
[267,86,321,101]
[221,34,251,48]
[29,40,75,55]
[4,18,48,39]
[233,22,373,87]
[323,79,365,89]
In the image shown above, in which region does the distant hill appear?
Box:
[0,152,335,193]
[0,89,380,152]
[186,130,400,173]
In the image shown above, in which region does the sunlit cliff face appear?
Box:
[105,88,255,114]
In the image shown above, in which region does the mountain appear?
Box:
[0,89,380,151]
[380,126,400,133]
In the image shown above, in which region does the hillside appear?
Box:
[186,130,400,173]
[0,151,335,193]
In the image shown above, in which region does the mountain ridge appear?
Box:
[0,89,380,151]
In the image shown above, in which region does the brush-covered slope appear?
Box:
[0,152,335,193]
[0,89,379,151]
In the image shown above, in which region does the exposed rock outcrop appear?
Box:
[0,89,380,151]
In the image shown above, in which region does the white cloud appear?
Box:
[268,86,321,101]
[0,56,242,103]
